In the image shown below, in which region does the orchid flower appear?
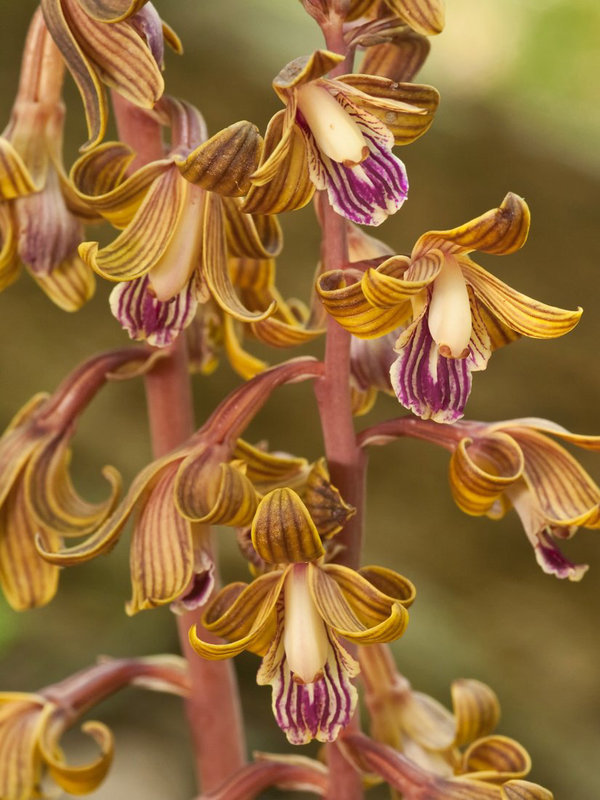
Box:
[317,194,582,422]
[190,487,415,744]
[346,0,446,37]
[244,50,439,226]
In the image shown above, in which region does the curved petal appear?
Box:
[462,258,582,340]
[0,481,61,611]
[78,0,147,22]
[461,735,530,782]
[223,314,268,380]
[25,433,121,536]
[509,428,600,525]
[203,192,276,321]
[71,143,172,228]
[37,453,181,565]
[79,168,184,281]
[40,717,114,795]
[449,433,524,517]
[252,314,325,348]
[243,111,314,215]
[310,564,409,643]
[356,565,416,607]
[317,269,410,338]
[451,678,500,748]
[0,701,47,800]
[175,450,259,527]
[360,31,431,83]
[29,253,96,312]
[362,251,442,308]
[223,197,283,259]
[383,0,445,35]
[234,439,309,492]
[41,0,108,149]
[272,51,344,96]
[0,138,39,199]
[126,464,193,614]
[413,194,531,259]
[251,488,324,565]
[501,781,553,800]
[174,121,262,197]
[400,691,456,751]
[337,75,439,144]
[0,206,21,291]
[191,570,286,659]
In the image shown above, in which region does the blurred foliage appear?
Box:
[0,2,599,799]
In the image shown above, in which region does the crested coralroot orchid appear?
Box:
[189,487,415,744]
[40,0,182,149]
[0,656,188,800]
[317,193,582,422]
[243,49,439,225]
[448,418,600,580]
[0,9,95,310]
[71,97,275,346]
[0,348,156,610]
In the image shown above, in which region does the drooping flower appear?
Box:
[38,358,325,614]
[40,0,181,149]
[244,50,439,226]
[448,417,600,580]
[317,194,582,422]
[190,487,415,744]
[0,348,154,610]
[70,96,274,346]
[0,9,96,310]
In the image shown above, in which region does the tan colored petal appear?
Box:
[0,481,61,611]
[203,192,276,321]
[79,167,184,281]
[272,51,344,97]
[360,31,431,83]
[0,206,21,291]
[451,679,501,748]
[462,258,582,340]
[357,565,417,607]
[461,735,530,781]
[175,121,263,197]
[40,717,114,795]
[383,0,445,35]
[501,781,554,800]
[223,197,283,259]
[29,253,95,312]
[0,138,39,200]
[234,440,309,492]
[0,699,47,800]
[362,251,442,308]
[317,268,411,338]
[78,0,146,22]
[243,111,314,215]
[449,433,524,517]
[414,193,531,259]
[252,488,324,564]
[310,564,409,644]
[223,315,268,380]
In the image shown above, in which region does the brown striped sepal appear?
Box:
[451,679,501,749]
[383,0,445,35]
[251,488,325,564]
[461,736,530,783]
[360,30,431,83]
[299,458,356,538]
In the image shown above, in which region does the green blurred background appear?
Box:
[1,1,599,797]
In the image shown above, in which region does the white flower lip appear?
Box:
[428,255,472,358]
[283,564,329,684]
[296,82,367,165]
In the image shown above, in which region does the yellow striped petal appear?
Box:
[126,464,193,614]
[0,699,47,800]
[507,428,600,525]
[414,193,531,258]
[310,564,410,643]
[461,258,582,340]
[357,565,417,607]
[451,678,501,748]
[300,458,355,538]
[0,206,21,291]
[79,167,184,281]
[203,192,276,322]
[71,142,172,228]
[175,121,262,197]
[501,781,554,800]
[175,449,259,527]
[223,315,268,380]
[337,74,439,144]
[24,434,121,536]
[40,718,114,795]
[317,269,410,338]
[362,251,442,308]
[234,440,308,492]
[223,197,283,258]
[243,111,314,215]
[191,571,286,659]
[0,139,38,200]
[78,0,146,22]
[0,481,61,611]
[29,254,96,312]
[251,488,324,564]
[272,51,345,98]
[384,0,445,35]
[461,735,530,781]
[360,31,431,83]
[449,433,524,517]
[37,453,180,565]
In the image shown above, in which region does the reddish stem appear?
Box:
[112,93,246,792]
[313,18,365,800]
[357,416,466,452]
